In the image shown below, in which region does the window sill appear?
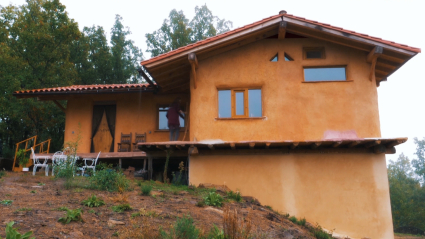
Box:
[215,117,266,120]
[155,129,186,132]
[302,80,353,83]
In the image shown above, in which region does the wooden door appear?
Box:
[91,105,116,152]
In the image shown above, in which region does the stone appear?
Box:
[283,231,294,239]
[205,207,223,215]
[108,219,125,227]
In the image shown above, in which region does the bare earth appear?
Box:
[0,172,317,239]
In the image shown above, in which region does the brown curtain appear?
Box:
[104,105,116,152]
[90,106,104,153]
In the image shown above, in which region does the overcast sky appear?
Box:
[4,0,425,162]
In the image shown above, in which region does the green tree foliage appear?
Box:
[110,14,144,84]
[388,153,425,231]
[0,0,79,156]
[412,137,425,182]
[146,4,232,57]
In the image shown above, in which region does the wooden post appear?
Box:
[188,53,198,89]
[119,158,122,169]
[278,21,287,40]
[148,156,153,180]
[143,158,147,171]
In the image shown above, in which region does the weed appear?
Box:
[289,216,297,223]
[265,205,272,210]
[205,225,225,239]
[111,194,129,203]
[136,180,143,187]
[223,208,252,239]
[0,170,5,179]
[311,223,332,239]
[227,190,243,202]
[297,217,306,226]
[0,221,34,239]
[171,161,185,186]
[117,217,160,239]
[82,195,105,207]
[88,209,95,214]
[73,188,84,193]
[58,208,83,224]
[112,203,132,213]
[160,215,200,239]
[141,184,153,196]
[30,190,36,193]
[112,231,119,237]
[196,200,206,207]
[205,192,224,207]
[0,200,13,205]
[282,213,290,218]
[53,206,68,211]
[5,194,11,197]
[37,183,45,186]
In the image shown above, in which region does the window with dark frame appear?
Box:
[303,67,347,82]
[158,106,185,130]
[303,47,325,59]
[270,53,278,62]
[218,89,262,118]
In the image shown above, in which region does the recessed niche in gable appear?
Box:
[284,53,294,61]
[270,53,278,62]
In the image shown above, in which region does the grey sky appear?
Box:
[4,0,424,162]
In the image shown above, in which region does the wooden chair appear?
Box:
[118,133,132,152]
[133,132,147,151]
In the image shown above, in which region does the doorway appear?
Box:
[91,105,116,153]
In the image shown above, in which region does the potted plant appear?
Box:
[16,149,30,172]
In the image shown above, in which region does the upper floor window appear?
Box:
[158,106,185,130]
[218,89,262,118]
[304,67,346,82]
[303,47,325,59]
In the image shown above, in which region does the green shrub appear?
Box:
[53,157,76,179]
[82,195,105,207]
[204,192,224,207]
[53,206,68,211]
[141,184,153,196]
[227,190,242,202]
[16,149,29,167]
[58,208,83,224]
[289,216,297,223]
[0,221,34,239]
[297,217,306,226]
[311,224,332,239]
[265,205,273,210]
[196,200,206,207]
[205,225,225,239]
[0,200,13,205]
[89,168,130,192]
[160,216,200,239]
[30,190,36,194]
[112,203,132,213]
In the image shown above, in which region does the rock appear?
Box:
[205,207,223,215]
[68,231,84,238]
[283,231,294,239]
[108,219,125,227]
[189,201,197,205]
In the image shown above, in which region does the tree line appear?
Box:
[0,0,232,157]
[388,138,425,233]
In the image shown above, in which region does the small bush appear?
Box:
[58,208,83,224]
[112,203,132,213]
[297,217,306,226]
[265,205,272,210]
[205,225,225,239]
[89,168,130,192]
[196,200,206,207]
[204,192,224,207]
[82,195,105,207]
[141,185,152,196]
[30,190,36,194]
[289,216,297,223]
[0,200,13,206]
[227,191,242,202]
[160,216,200,239]
[0,221,34,239]
[311,224,332,239]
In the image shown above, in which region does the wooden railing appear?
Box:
[12,136,51,172]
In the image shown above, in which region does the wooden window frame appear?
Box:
[302,65,348,82]
[303,47,325,60]
[156,104,186,132]
[218,88,262,119]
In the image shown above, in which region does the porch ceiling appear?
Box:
[137,137,407,155]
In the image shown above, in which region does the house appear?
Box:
[14,10,420,239]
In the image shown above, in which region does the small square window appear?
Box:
[303,47,325,59]
[218,89,262,118]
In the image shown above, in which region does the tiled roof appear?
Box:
[14,83,153,95]
[141,12,420,66]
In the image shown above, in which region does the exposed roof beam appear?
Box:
[52,100,66,113]
[278,21,287,40]
[188,53,198,90]
[367,46,383,82]
[138,67,156,88]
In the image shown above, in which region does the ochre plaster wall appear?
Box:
[189,38,381,141]
[190,153,393,239]
[64,93,189,153]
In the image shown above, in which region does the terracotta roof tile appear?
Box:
[141,12,420,66]
[14,83,152,95]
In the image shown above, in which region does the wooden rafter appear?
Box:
[278,21,287,40]
[53,100,66,113]
[188,53,198,89]
[367,46,383,82]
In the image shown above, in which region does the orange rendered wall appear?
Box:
[190,153,393,239]
[64,92,189,153]
[189,38,381,141]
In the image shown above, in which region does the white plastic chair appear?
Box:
[78,151,101,176]
[51,151,63,177]
[31,147,49,176]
